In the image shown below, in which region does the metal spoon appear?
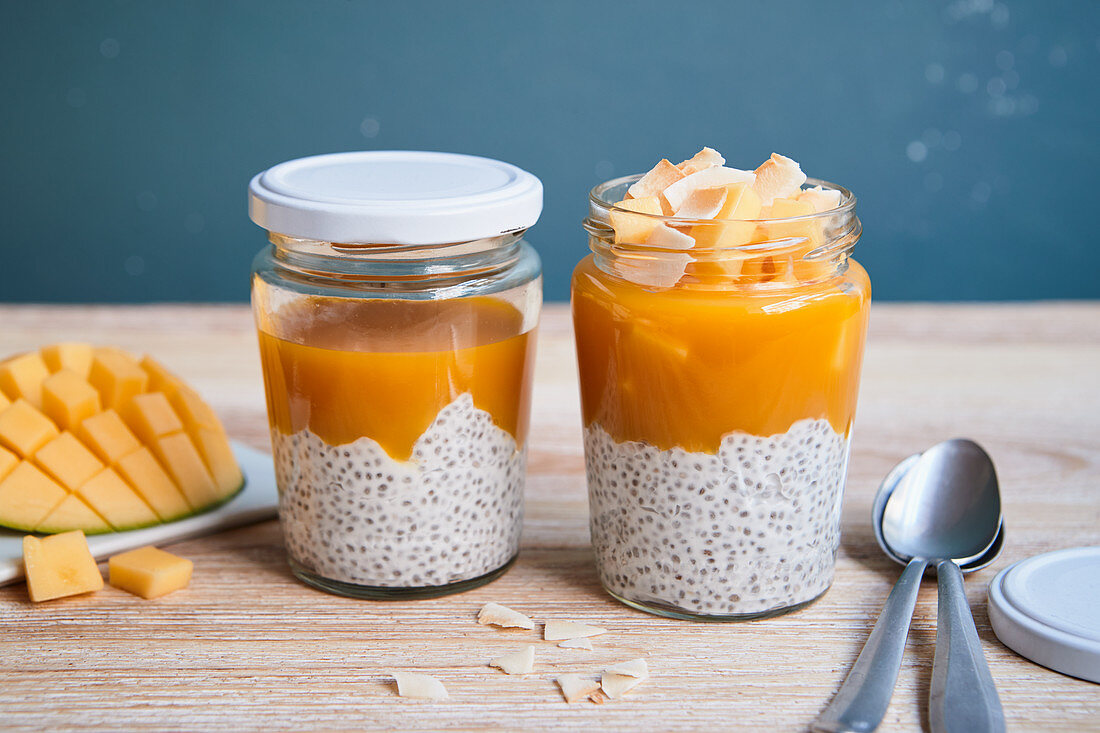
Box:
[896,439,1005,733]
[813,440,1005,733]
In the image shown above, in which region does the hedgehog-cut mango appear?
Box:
[0,344,243,534]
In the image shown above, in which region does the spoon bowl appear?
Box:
[882,439,1002,564]
[872,449,1005,572]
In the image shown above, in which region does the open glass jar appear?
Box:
[573,173,869,620]
[249,152,542,599]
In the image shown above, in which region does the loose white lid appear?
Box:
[248,151,543,245]
[988,546,1100,683]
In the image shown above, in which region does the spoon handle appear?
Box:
[812,557,927,733]
[930,559,1005,733]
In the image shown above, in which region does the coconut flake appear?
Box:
[489,645,535,674]
[645,223,696,250]
[556,674,601,703]
[605,658,648,678]
[673,186,728,219]
[543,620,608,641]
[607,251,690,290]
[392,671,448,700]
[677,147,725,175]
[753,153,807,206]
[601,672,645,699]
[661,166,756,212]
[557,637,594,650]
[627,159,685,199]
[797,185,843,212]
[477,602,534,629]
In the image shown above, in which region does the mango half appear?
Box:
[0,344,243,534]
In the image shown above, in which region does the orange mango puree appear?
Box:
[257,297,535,461]
[571,255,870,453]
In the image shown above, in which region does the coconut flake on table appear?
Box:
[543,620,608,641]
[391,671,448,701]
[605,658,648,678]
[601,672,646,699]
[477,601,534,629]
[557,637,594,650]
[489,645,535,675]
[556,674,602,703]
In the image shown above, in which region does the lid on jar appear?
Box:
[249,151,543,245]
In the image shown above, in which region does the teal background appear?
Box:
[2,0,1097,302]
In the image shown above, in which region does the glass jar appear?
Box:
[573,173,869,620]
[249,152,542,599]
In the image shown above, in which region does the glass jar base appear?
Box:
[603,584,830,622]
[288,554,518,600]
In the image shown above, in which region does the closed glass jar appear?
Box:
[249,152,542,599]
[573,174,869,620]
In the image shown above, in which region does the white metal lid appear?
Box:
[988,546,1100,684]
[248,151,543,245]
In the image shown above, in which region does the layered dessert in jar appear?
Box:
[573,148,869,619]
[249,151,542,598]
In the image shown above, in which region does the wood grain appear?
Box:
[1,303,1097,732]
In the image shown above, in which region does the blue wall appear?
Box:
[2,1,1097,302]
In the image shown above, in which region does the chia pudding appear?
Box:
[585,419,849,618]
[273,393,525,591]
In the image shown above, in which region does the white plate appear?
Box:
[0,441,278,586]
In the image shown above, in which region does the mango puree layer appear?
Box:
[571,255,870,453]
[258,297,534,461]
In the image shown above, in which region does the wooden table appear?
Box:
[1,303,1097,731]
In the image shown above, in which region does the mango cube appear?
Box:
[0,445,18,482]
[0,399,60,457]
[756,197,830,282]
[610,196,664,244]
[40,343,94,378]
[0,352,51,408]
[116,447,192,520]
[0,389,10,411]
[34,431,105,491]
[108,545,193,599]
[77,410,141,464]
[192,426,244,498]
[37,494,111,535]
[88,349,148,409]
[169,386,224,433]
[0,462,68,531]
[41,370,101,430]
[152,432,219,507]
[77,468,159,531]
[140,355,183,394]
[23,530,104,602]
[122,392,183,445]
